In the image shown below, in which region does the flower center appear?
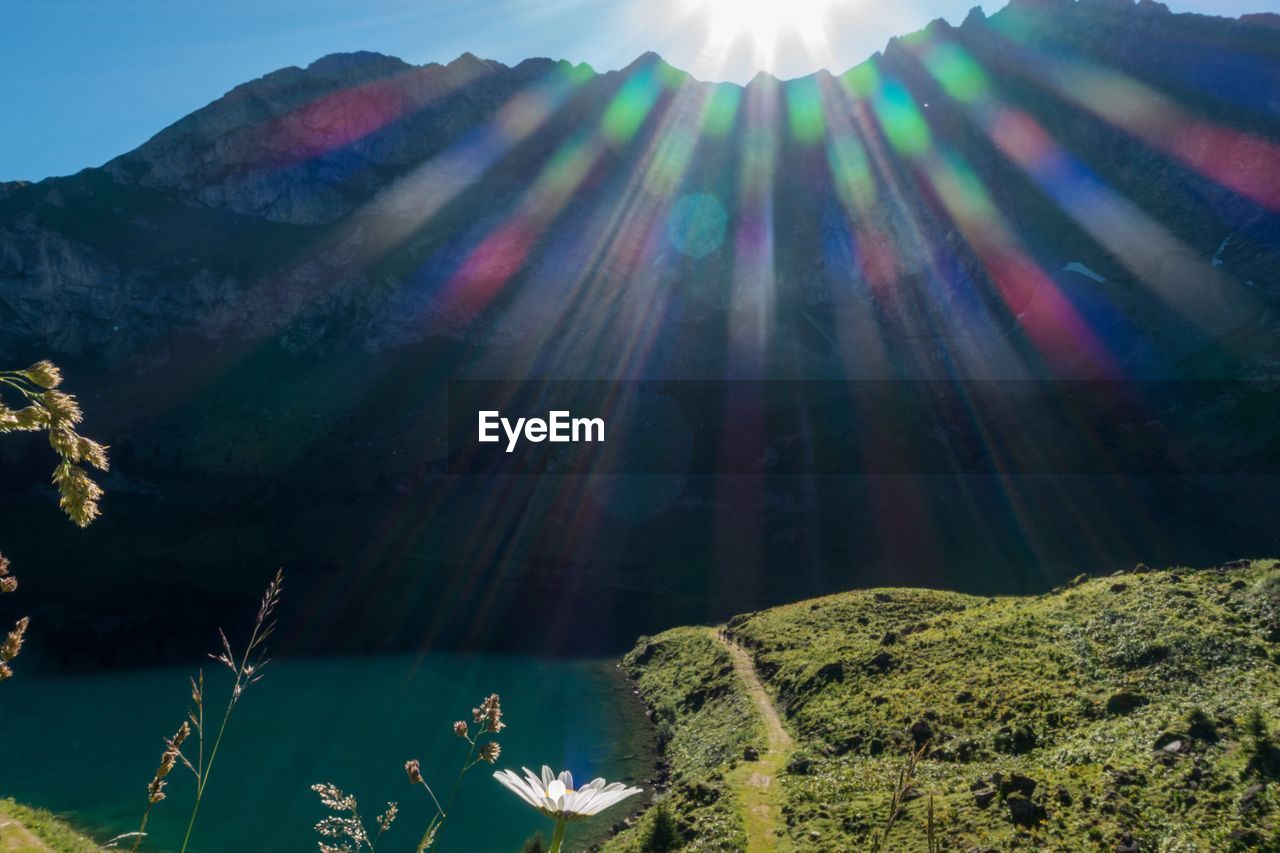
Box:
[545,780,574,799]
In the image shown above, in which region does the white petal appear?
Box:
[541,766,556,788]
[559,770,575,791]
[523,767,546,795]
[588,786,643,815]
[547,779,567,801]
[494,770,544,810]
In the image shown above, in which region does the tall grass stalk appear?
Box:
[177,569,284,853]
[869,743,927,852]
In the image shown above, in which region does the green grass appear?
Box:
[603,627,765,851]
[0,799,102,852]
[614,561,1280,851]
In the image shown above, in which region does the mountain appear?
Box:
[610,560,1280,850]
[2,1,1280,664]
[3,1,1279,370]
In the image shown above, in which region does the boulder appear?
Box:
[1006,795,1046,826]
[1106,691,1149,715]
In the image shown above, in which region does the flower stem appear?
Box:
[417,736,479,850]
[418,779,445,818]
[548,819,568,853]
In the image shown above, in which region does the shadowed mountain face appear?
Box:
[2,1,1280,665]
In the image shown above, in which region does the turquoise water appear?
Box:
[0,654,654,852]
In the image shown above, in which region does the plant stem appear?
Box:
[416,737,479,851]
[179,575,277,853]
[179,696,234,852]
[418,779,445,818]
[128,804,153,853]
[548,819,567,853]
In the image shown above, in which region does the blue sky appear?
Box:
[2,0,1278,181]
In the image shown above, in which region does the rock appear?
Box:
[910,719,934,746]
[813,661,845,684]
[1006,794,1046,826]
[785,755,812,775]
[973,788,998,808]
[683,780,721,805]
[1116,832,1139,853]
[1159,739,1185,756]
[864,651,896,674]
[1187,712,1218,742]
[1239,783,1266,815]
[1069,573,1090,587]
[1230,829,1264,846]
[994,723,1038,754]
[1152,731,1187,751]
[999,773,1038,798]
[1106,691,1149,715]
[1108,768,1145,787]
[743,745,760,761]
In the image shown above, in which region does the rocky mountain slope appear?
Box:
[2,1,1278,371]
[612,559,1280,850]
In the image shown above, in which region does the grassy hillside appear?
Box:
[610,560,1280,851]
[0,800,102,852]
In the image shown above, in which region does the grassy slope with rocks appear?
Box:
[603,627,766,852]
[610,561,1280,851]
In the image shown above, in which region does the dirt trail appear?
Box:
[710,629,795,852]
[0,815,53,852]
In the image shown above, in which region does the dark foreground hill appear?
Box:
[2,1,1280,663]
[612,560,1280,850]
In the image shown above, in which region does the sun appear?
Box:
[685,0,841,72]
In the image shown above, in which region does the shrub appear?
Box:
[1246,707,1280,778]
[1186,708,1218,742]
[635,801,681,852]
[1251,569,1280,641]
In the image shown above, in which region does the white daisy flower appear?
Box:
[493,766,642,823]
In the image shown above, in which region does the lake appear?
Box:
[0,653,656,852]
